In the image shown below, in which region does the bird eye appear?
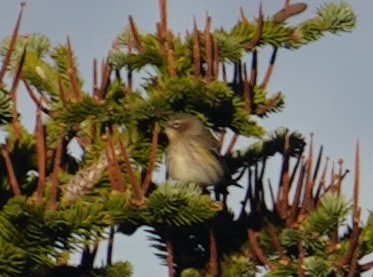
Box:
[171,120,181,129]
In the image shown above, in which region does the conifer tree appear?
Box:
[0,1,372,277]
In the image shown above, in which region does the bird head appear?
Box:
[164,113,205,140]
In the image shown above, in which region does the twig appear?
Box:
[49,135,64,210]
[166,240,174,277]
[300,133,314,215]
[273,3,307,24]
[128,16,144,53]
[352,140,360,223]
[243,63,251,112]
[167,49,177,77]
[1,145,21,195]
[193,19,201,78]
[259,47,278,89]
[208,229,219,277]
[104,133,124,192]
[99,57,112,99]
[0,2,25,82]
[158,0,168,35]
[107,226,115,266]
[277,132,290,219]
[92,58,99,97]
[66,37,81,101]
[338,209,360,267]
[9,47,26,139]
[297,240,305,277]
[142,123,159,195]
[204,14,213,82]
[225,133,238,155]
[248,229,273,270]
[119,140,142,201]
[23,80,51,116]
[57,76,68,109]
[34,104,46,201]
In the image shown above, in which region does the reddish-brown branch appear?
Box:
[250,50,258,89]
[158,0,168,35]
[359,260,373,272]
[244,5,263,50]
[300,134,314,215]
[0,2,25,82]
[347,250,358,277]
[243,63,251,112]
[225,133,238,156]
[273,3,308,24]
[278,132,290,219]
[23,80,51,116]
[166,49,177,77]
[212,37,219,79]
[259,47,278,90]
[208,229,219,277]
[93,58,99,97]
[126,32,134,95]
[288,162,305,226]
[104,134,124,192]
[204,15,213,82]
[119,140,142,201]
[142,124,159,195]
[192,20,201,78]
[166,240,174,277]
[352,140,360,223]
[218,128,226,152]
[338,209,360,267]
[57,76,68,109]
[9,47,26,139]
[239,6,248,22]
[66,37,81,101]
[99,57,112,99]
[248,229,273,270]
[314,156,329,200]
[128,16,144,53]
[267,223,285,258]
[1,146,21,195]
[34,105,47,201]
[49,135,64,210]
[297,240,305,277]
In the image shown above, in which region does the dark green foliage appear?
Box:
[147,183,218,227]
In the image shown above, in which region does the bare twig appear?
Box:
[0,2,25,82]
[166,240,174,277]
[104,133,124,192]
[259,47,278,89]
[23,80,51,116]
[352,140,360,223]
[34,105,46,201]
[1,145,21,195]
[204,14,213,82]
[209,229,219,277]
[142,123,159,195]
[49,135,64,210]
[225,133,238,156]
[193,19,201,78]
[128,16,144,53]
[119,140,142,201]
[66,37,81,101]
[248,229,273,270]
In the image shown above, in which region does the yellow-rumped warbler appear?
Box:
[164,113,228,187]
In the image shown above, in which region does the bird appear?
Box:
[164,113,228,188]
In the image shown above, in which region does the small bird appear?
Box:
[164,113,227,187]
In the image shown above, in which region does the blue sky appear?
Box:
[1,1,372,276]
